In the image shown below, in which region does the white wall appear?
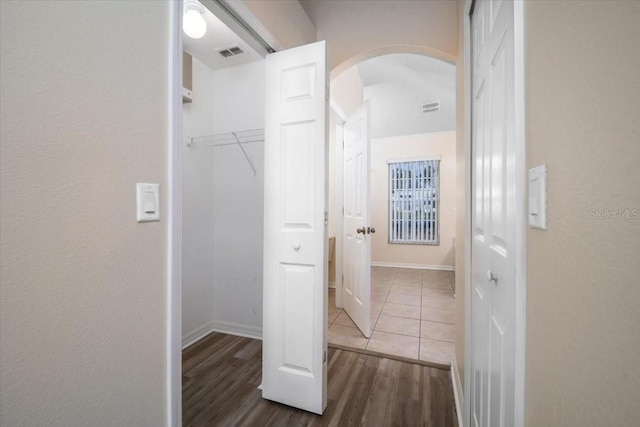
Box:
[364,81,455,138]
[182,58,217,346]
[182,59,265,340]
[0,1,169,425]
[211,61,266,135]
[211,141,264,336]
[300,0,458,73]
[211,61,265,337]
[329,66,363,237]
[371,131,457,269]
[330,65,364,118]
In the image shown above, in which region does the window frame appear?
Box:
[387,157,441,246]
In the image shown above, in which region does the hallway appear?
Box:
[182,332,457,426]
[328,267,456,366]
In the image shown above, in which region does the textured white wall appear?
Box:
[329,66,363,240]
[0,1,169,425]
[330,66,364,118]
[242,0,316,49]
[182,58,217,346]
[182,59,265,340]
[363,82,455,139]
[524,2,640,425]
[300,0,458,72]
[211,61,265,336]
[358,54,456,139]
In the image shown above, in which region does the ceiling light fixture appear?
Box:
[183,1,207,39]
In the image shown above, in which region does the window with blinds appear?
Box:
[388,159,440,245]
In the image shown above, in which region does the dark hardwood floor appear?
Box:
[183,332,458,426]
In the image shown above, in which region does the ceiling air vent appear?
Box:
[217,46,244,58]
[421,101,440,113]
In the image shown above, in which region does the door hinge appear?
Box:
[323,349,327,363]
[324,210,329,225]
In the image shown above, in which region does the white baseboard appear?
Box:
[182,320,262,349]
[371,261,454,271]
[182,320,217,349]
[209,320,262,341]
[451,360,464,427]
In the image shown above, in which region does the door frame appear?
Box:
[462,1,527,426]
[330,100,346,309]
[168,3,331,423]
[167,1,182,426]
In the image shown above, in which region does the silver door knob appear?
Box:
[487,270,498,283]
[356,227,366,234]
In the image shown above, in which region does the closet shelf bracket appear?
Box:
[185,128,263,176]
[232,132,257,176]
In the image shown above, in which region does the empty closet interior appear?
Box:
[182,5,266,347]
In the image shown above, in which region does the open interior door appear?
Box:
[342,102,371,338]
[262,40,328,415]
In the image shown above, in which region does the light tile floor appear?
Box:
[328,267,456,365]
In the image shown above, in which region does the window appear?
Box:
[388,159,440,244]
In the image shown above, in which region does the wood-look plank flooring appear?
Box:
[183,332,458,427]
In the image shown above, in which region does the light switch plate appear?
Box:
[528,164,547,229]
[136,183,160,222]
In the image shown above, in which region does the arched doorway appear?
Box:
[327,50,458,367]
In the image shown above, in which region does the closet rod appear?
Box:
[186,128,261,176]
[201,139,262,148]
[187,128,264,147]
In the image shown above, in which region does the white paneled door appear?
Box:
[342,102,371,338]
[262,41,328,415]
[470,1,518,426]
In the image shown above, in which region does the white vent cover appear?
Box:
[217,46,244,58]
[421,101,440,113]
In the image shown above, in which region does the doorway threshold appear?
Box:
[328,343,450,370]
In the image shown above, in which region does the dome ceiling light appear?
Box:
[183,1,207,40]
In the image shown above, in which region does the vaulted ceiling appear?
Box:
[356,54,456,138]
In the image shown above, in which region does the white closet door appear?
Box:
[342,102,371,338]
[470,0,518,426]
[262,40,328,415]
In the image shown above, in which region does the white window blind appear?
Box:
[389,159,440,244]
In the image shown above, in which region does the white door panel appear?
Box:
[471,0,516,426]
[262,40,327,415]
[342,102,371,338]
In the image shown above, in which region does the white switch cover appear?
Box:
[136,183,160,222]
[528,164,547,229]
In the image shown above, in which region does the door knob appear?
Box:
[367,227,376,234]
[356,227,366,234]
[487,270,498,283]
[293,242,301,251]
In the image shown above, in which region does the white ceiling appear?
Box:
[182,1,262,71]
[355,54,456,138]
